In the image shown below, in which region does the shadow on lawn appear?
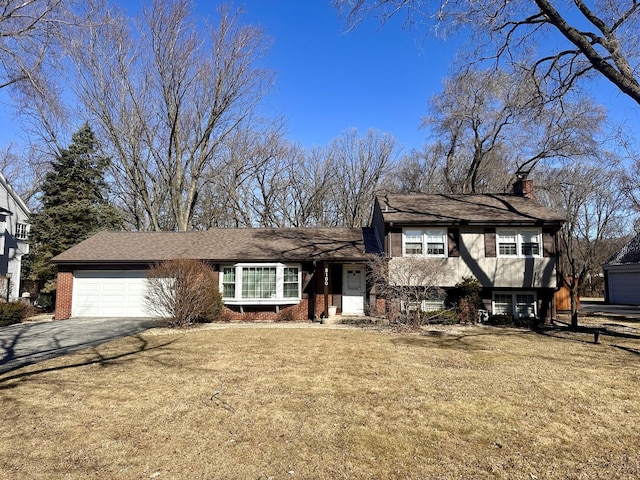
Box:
[390,328,535,350]
[0,318,161,375]
[0,335,177,387]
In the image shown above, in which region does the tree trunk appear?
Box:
[569,284,579,330]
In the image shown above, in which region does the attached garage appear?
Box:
[604,233,640,306]
[52,229,376,321]
[72,270,153,317]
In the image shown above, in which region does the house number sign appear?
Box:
[324,267,329,286]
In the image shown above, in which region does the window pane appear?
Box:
[242,267,276,299]
[494,294,513,315]
[521,243,540,256]
[283,267,299,299]
[498,231,517,256]
[222,273,235,297]
[516,294,536,318]
[222,268,235,298]
[421,300,445,312]
[404,230,423,255]
[427,243,445,255]
[520,232,540,256]
[405,230,422,242]
[499,243,517,255]
[16,223,29,240]
[406,242,423,255]
[425,230,445,255]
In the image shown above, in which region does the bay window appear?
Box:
[221,263,301,304]
[403,229,447,257]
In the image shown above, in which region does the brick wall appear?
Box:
[223,299,311,322]
[221,293,343,322]
[55,271,74,320]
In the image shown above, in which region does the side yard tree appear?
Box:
[0,0,69,90]
[28,123,121,304]
[537,162,630,328]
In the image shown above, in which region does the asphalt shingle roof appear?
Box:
[52,227,378,264]
[376,194,565,225]
[605,233,640,266]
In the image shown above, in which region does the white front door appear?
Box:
[342,265,365,315]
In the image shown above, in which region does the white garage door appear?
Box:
[608,271,640,305]
[73,270,154,317]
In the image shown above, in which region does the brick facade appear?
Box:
[55,271,74,320]
[53,263,369,322]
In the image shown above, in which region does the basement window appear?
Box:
[492,292,537,318]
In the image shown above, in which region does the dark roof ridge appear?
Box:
[605,232,640,265]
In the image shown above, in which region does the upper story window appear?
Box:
[403,229,447,257]
[221,263,301,304]
[16,223,29,240]
[497,229,541,258]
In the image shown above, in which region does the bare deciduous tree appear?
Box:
[368,254,447,327]
[537,162,631,328]
[329,128,397,227]
[66,0,273,231]
[0,0,70,91]
[382,147,445,194]
[335,0,640,105]
[424,68,605,193]
[0,143,50,204]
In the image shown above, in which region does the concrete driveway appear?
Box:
[580,298,640,320]
[0,317,160,374]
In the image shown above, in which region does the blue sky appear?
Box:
[0,1,638,154]
[226,1,452,151]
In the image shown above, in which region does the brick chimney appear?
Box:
[513,176,534,199]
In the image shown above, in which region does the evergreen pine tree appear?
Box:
[28,123,122,302]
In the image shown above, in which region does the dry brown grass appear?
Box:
[2,324,640,479]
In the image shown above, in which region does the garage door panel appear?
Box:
[608,271,640,305]
[72,270,155,317]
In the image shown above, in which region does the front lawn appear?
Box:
[1,325,639,479]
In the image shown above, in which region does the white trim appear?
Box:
[492,291,538,318]
[220,262,302,305]
[0,172,30,216]
[496,229,542,258]
[402,228,448,257]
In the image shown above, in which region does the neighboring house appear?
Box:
[603,233,640,305]
[0,173,30,301]
[370,179,565,322]
[52,228,381,320]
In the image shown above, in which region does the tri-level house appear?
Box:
[52,179,565,322]
[0,172,30,301]
[370,179,565,322]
